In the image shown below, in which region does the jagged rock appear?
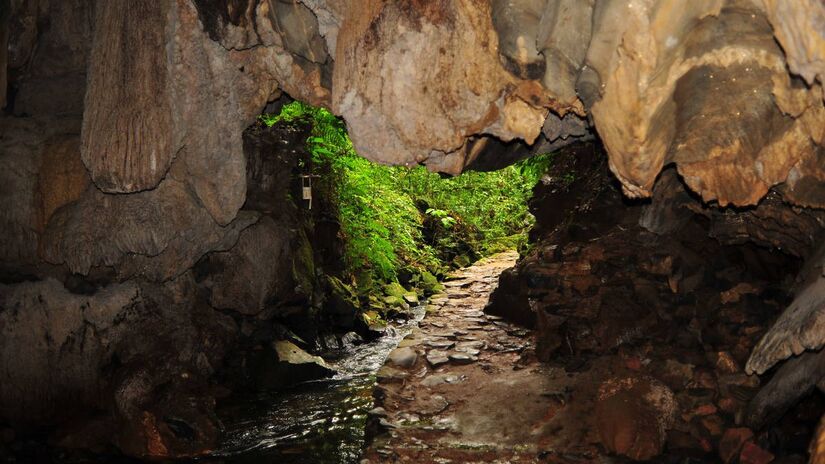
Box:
[537,0,593,112]
[747,244,825,375]
[760,0,825,89]
[585,1,824,209]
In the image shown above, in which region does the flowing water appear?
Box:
[206,305,426,464]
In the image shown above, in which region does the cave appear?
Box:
[2,0,825,463]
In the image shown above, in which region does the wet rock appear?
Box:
[402,292,419,305]
[388,347,418,369]
[420,271,445,295]
[256,341,334,389]
[376,366,408,384]
[595,377,676,461]
[426,340,455,350]
[323,276,360,328]
[368,407,387,418]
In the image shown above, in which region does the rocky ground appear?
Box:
[360,144,825,463]
[363,251,567,463]
[362,246,821,464]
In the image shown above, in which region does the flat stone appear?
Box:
[397,338,422,348]
[388,346,418,368]
[456,340,486,350]
[418,395,450,415]
[454,347,481,356]
[420,373,466,387]
[426,350,450,366]
[449,353,478,364]
[426,340,455,349]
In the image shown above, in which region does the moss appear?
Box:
[324,275,359,319]
[383,282,408,298]
[361,310,386,328]
[402,292,419,304]
[419,270,445,295]
[453,254,472,268]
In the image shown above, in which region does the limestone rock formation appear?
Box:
[0,279,141,426]
[81,0,175,193]
[41,178,259,281]
[3,0,825,458]
[202,216,305,315]
[332,0,551,174]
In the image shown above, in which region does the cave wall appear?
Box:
[1,0,825,458]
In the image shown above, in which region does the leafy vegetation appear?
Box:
[260,101,552,293]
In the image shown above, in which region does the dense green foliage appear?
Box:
[261,102,551,290]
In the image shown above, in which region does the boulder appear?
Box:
[256,341,334,390]
[323,275,359,328]
[202,216,303,315]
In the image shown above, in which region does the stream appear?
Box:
[205,305,426,464]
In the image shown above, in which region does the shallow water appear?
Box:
[205,306,425,464]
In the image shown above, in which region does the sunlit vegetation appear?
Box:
[260,102,552,294]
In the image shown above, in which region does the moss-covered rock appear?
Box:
[420,270,445,295]
[383,282,408,298]
[453,254,472,268]
[324,276,359,328]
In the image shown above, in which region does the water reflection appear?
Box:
[205,306,425,464]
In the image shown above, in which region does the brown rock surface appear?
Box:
[34,135,90,234]
[81,0,174,193]
[595,377,676,460]
[332,0,549,175]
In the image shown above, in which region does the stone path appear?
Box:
[362,251,576,463]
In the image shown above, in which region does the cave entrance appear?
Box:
[208,99,562,462]
[249,98,554,321]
